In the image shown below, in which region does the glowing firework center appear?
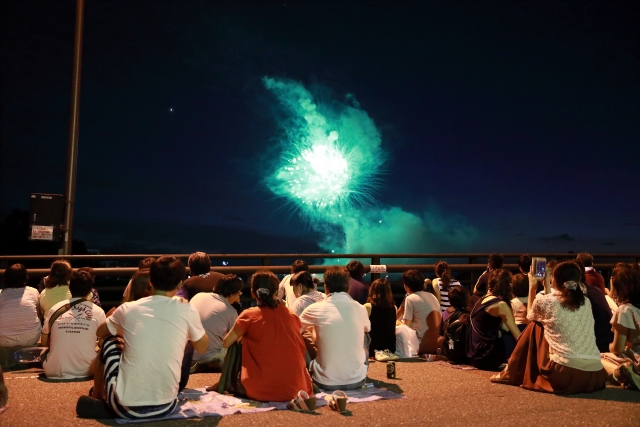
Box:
[284,132,350,209]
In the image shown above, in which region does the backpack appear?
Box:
[441,311,469,364]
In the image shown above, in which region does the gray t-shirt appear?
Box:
[190,292,238,362]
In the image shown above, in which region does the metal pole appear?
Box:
[62,0,85,255]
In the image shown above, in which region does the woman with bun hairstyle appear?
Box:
[493,261,607,394]
[601,263,640,390]
[222,270,313,402]
[432,261,462,314]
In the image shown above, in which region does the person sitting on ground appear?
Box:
[39,260,73,318]
[363,278,397,358]
[290,271,324,316]
[190,274,241,372]
[470,253,504,309]
[576,252,606,294]
[175,252,225,301]
[518,254,532,275]
[510,274,530,332]
[431,261,462,313]
[300,266,371,390]
[222,270,313,401]
[493,261,607,394]
[401,269,441,355]
[575,262,614,352]
[467,269,521,370]
[77,267,102,307]
[42,269,106,379]
[88,256,208,420]
[601,262,640,390]
[438,286,470,363]
[277,260,309,308]
[122,269,153,303]
[347,260,369,304]
[0,264,42,347]
[122,257,155,302]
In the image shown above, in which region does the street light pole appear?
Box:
[62,0,85,255]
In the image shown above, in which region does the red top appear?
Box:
[235,305,313,402]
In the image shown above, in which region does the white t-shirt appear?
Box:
[106,295,206,406]
[42,297,106,379]
[291,290,324,316]
[510,296,530,325]
[190,292,238,362]
[299,292,371,386]
[403,291,440,340]
[0,287,41,337]
[277,274,298,308]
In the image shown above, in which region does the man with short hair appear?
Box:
[299,266,370,390]
[473,253,504,297]
[277,259,309,308]
[86,256,208,420]
[401,269,441,355]
[42,269,106,379]
[346,260,369,304]
[518,254,532,275]
[176,252,225,301]
[576,252,606,294]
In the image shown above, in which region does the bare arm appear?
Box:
[191,333,209,354]
[432,282,441,304]
[527,274,539,317]
[41,333,49,347]
[486,301,521,341]
[609,323,628,354]
[363,303,372,317]
[222,324,245,348]
[96,321,111,339]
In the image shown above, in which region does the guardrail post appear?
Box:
[262,257,271,267]
[370,256,381,282]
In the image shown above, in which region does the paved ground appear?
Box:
[2,359,639,427]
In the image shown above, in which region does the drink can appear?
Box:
[386,361,396,379]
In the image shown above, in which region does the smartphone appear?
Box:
[531,257,547,278]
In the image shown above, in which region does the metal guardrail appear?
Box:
[1,253,637,310]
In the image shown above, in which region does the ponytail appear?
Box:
[435,261,452,291]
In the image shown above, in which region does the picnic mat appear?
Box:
[114,385,405,424]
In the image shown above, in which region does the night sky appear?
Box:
[2,1,639,255]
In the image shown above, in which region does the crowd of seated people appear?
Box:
[1,250,638,420]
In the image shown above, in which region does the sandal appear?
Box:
[614,362,640,391]
[489,366,511,384]
[327,390,348,414]
[287,390,317,413]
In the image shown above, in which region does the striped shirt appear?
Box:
[0,286,41,336]
[434,278,462,312]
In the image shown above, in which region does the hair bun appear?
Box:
[256,288,271,297]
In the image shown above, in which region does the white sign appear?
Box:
[369,264,387,273]
[31,225,54,241]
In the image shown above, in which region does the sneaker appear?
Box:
[375,349,399,362]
